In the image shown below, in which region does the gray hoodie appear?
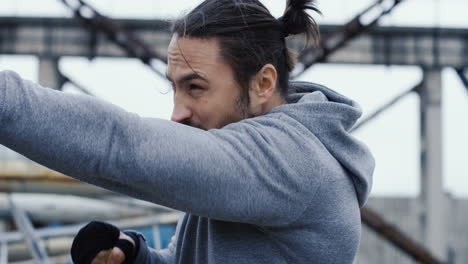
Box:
[0,70,374,263]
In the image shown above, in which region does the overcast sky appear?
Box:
[0,0,467,197]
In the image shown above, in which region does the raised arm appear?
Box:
[0,71,317,226]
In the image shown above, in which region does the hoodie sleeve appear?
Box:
[0,71,319,227]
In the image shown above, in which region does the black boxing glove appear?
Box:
[71,221,135,264]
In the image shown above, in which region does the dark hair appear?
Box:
[172,0,320,98]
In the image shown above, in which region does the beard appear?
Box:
[215,94,253,129]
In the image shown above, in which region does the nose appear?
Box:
[171,98,192,123]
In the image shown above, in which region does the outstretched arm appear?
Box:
[0,71,316,226]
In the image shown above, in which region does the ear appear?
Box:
[248,64,278,114]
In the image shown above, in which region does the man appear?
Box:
[0,0,374,263]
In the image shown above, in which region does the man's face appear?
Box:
[166,35,251,130]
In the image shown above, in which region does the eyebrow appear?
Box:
[166,72,209,85]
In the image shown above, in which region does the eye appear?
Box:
[189,84,203,90]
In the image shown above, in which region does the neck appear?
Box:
[259,93,287,115]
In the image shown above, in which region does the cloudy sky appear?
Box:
[0,0,467,197]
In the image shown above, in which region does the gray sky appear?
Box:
[0,0,467,197]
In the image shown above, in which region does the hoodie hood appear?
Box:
[271,81,375,206]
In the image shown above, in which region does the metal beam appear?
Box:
[4,237,73,263]
[361,207,442,264]
[0,212,180,244]
[455,67,468,92]
[351,81,421,133]
[2,211,177,262]
[1,17,467,68]
[57,69,94,96]
[0,166,114,197]
[294,0,406,77]
[10,202,52,264]
[0,181,112,198]
[0,165,85,183]
[59,0,166,78]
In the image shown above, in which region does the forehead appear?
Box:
[167,35,224,78]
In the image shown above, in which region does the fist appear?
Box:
[90,232,135,264]
[71,221,135,264]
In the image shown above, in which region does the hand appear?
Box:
[71,221,136,264]
[90,231,135,264]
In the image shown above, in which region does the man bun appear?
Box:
[281,0,321,46]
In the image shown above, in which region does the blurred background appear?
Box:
[0,0,467,263]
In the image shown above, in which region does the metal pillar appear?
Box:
[418,68,447,260]
[38,57,61,90]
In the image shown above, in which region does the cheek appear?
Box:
[188,98,215,124]
[193,99,231,128]
[192,82,246,128]
[199,100,225,121]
